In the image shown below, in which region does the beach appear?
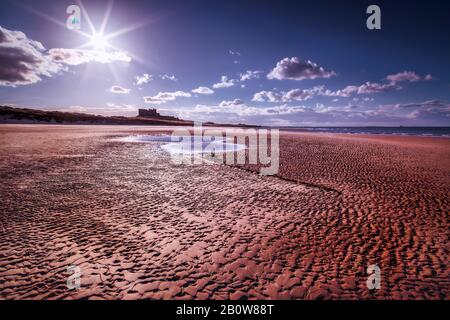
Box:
[0,125,448,300]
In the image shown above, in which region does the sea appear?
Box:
[278,127,450,137]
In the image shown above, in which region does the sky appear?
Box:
[0,0,449,126]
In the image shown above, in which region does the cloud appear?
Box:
[175,99,450,126]
[229,50,241,56]
[0,26,133,86]
[323,82,398,97]
[356,81,399,94]
[192,86,214,95]
[213,75,235,88]
[143,91,191,104]
[254,70,434,103]
[48,48,131,65]
[386,71,420,84]
[239,70,263,81]
[321,85,359,97]
[0,26,62,86]
[267,57,336,81]
[388,100,450,110]
[252,86,325,102]
[108,85,130,94]
[184,101,307,117]
[219,99,245,107]
[283,86,325,101]
[375,100,450,123]
[252,91,283,102]
[134,73,152,85]
[322,71,433,98]
[160,74,177,81]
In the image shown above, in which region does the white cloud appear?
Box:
[175,99,450,126]
[386,71,422,84]
[252,86,325,102]
[48,48,131,65]
[219,99,245,107]
[108,85,130,94]
[252,90,283,102]
[239,70,263,81]
[143,91,191,104]
[229,50,241,56]
[267,57,336,81]
[324,71,434,97]
[134,73,152,85]
[192,86,214,95]
[160,74,177,81]
[213,75,236,88]
[185,100,307,117]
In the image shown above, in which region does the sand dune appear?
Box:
[0,125,448,299]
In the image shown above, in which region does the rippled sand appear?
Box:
[0,125,448,299]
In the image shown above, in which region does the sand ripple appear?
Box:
[0,126,448,299]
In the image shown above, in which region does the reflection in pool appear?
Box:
[118,135,246,155]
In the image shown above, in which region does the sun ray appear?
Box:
[104,19,151,41]
[15,0,156,81]
[76,0,96,36]
[107,63,121,84]
[100,0,115,35]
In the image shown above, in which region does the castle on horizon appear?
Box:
[138,108,180,121]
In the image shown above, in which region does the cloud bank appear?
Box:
[177,100,450,126]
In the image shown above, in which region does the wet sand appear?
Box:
[0,125,448,300]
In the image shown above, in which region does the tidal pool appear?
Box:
[118,135,246,155]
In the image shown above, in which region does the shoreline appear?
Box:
[2,123,449,138]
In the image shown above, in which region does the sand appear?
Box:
[0,125,448,300]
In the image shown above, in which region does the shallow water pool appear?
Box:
[117,135,246,155]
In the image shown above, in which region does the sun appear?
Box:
[89,32,109,51]
[24,0,150,66]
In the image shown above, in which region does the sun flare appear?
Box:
[89,32,109,51]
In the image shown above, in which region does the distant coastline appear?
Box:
[279,126,450,137]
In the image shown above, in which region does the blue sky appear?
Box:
[0,0,449,126]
